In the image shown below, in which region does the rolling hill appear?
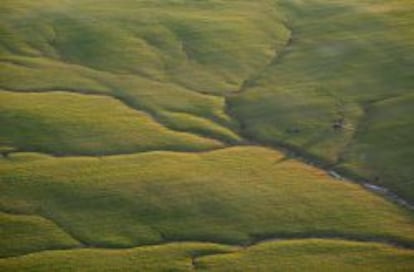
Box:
[1,0,413,271]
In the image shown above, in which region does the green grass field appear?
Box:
[1,148,414,255]
[0,212,80,258]
[0,91,224,155]
[1,240,413,272]
[228,0,414,200]
[1,0,413,271]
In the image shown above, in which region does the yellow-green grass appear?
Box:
[0,0,289,94]
[197,239,414,272]
[0,212,80,258]
[1,0,413,202]
[0,0,289,142]
[1,147,413,250]
[1,239,413,271]
[1,0,414,268]
[160,111,242,144]
[0,1,268,142]
[337,94,414,201]
[0,56,238,143]
[228,0,414,200]
[0,91,223,155]
[0,242,234,272]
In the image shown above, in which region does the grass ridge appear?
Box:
[1,237,413,261]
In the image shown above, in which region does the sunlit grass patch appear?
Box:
[0,212,80,258]
[0,91,223,155]
[1,147,413,250]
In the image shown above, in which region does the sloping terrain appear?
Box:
[0,91,223,155]
[0,212,80,258]
[1,240,414,272]
[228,0,414,200]
[0,0,413,271]
[1,147,413,252]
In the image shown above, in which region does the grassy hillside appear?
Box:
[0,0,287,143]
[1,0,412,199]
[1,240,413,272]
[228,0,414,200]
[1,147,413,251]
[0,212,80,258]
[0,57,240,144]
[1,0,413,270]
[0,0,289,94]
[0,91,223,155]
[198,239,414,272]
[0,242,234,272]
[336,94,414,199]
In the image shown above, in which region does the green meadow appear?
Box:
[1,0,413,271]
[228,0,414,200]
[0,91,223,155]
[1,147,413,250]
[0,212,80,258]
[1,240,414,272]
